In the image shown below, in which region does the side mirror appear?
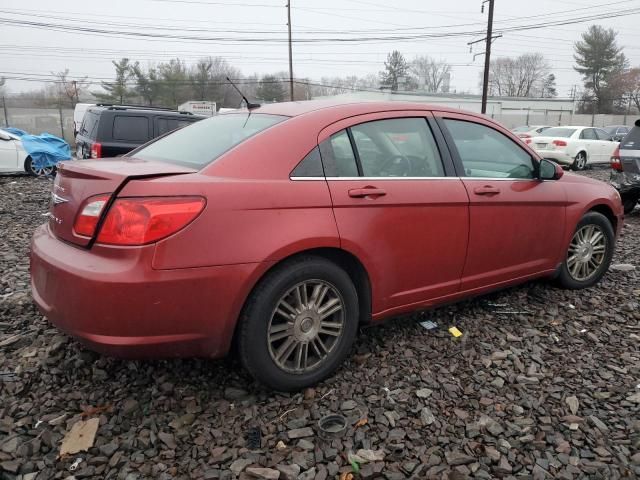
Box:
[539,158,564,180]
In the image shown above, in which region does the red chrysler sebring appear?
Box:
[30,101,623,390]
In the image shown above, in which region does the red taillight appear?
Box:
[73,194,110,237]
[90,142,102,159]
[96,197,206,245]
[552,140,567,147]
[611,146,623,171]
[524,138,532,144]
[520,134,531,139]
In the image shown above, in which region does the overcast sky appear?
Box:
[1,0,639,97]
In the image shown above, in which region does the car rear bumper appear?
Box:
[535,150,573,165]
[30,224,263,359]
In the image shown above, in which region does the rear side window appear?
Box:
[350,118,444,177]
[113,116,150,142]
[621,126,640,149]
[291,147,324,177]
[79,111,99,139]
[133,113,287,168]
[320,130,360,177]
[580,128,597,140]
[156,117,196,136]
[595,129,611,140]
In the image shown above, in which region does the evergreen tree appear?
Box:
[574,25,627,113]
[94,58,136,104]
[379,51,412,91]
[542,74,557,98]
[256,75,286,102]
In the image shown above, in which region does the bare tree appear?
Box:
[52,69,90,106]
[411,56,451,93]
[487,53,551,97]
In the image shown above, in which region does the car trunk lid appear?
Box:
[49,158,197,247]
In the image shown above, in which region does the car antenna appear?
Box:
[226,77,261,110]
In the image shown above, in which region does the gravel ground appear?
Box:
[0,169,639,480]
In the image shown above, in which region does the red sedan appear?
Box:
[30,101,623,391]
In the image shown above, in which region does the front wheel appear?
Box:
[557,212,614,289]
[237,256,359,391]
[25,156,56,177]
[571,152,587,171]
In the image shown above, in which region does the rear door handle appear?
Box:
[348,187,387,198]
[473,185,501,195]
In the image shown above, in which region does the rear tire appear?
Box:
[622,193,638,214]
[25,156,56,177]
[237,256,359,391]
[557,212,614,289]
[571,152,587,171]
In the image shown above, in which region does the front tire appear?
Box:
[571,152,587,171]
[25,156,56,177]
[238,256,359,391]
[557,212,614,289]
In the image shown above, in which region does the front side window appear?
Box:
[444,119,534,179]
[113,116,150,142]
[133,113,287,168]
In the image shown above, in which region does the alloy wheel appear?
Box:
[29,163,55,177]
[267,280,345,374]
[574,153,587,170]
[566,224,607,281]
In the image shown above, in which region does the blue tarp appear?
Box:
[4,127,27,137]
[1,129,71,169]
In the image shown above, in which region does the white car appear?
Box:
[511,125,551,139]
[526,126,618,171]
[0,129,54,176]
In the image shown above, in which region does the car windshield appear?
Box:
[542,127,576,138]
[621,127,640,150]
[132,113,288,168]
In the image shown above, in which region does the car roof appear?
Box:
[248,99,489,121]
[88,105,201,117]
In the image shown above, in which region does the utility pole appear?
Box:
[480,0,495,114]
[72,80,79,105]
[287,0,294,102]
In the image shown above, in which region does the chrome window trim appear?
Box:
[289,176,537,181]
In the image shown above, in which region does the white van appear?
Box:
[73,103,95,136]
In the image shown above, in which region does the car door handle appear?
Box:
[473,185,501,195]
[348,187,387,198]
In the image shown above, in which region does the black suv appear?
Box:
[610,119,640,213]
[75,104,205,159]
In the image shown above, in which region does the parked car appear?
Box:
[603,125,630,142]
[526,126,619,170]
[0,128,29,174]
[75,104,204,159]
[0,128,69,177]
[31,101,623,391]
[610,119,640,214]
[511,125,551,139]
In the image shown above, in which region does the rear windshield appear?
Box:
[512,126,530,132]
[132,113,287,168]
[621,127,640,150]
[541,127,576,138]
[79,111,100,139]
